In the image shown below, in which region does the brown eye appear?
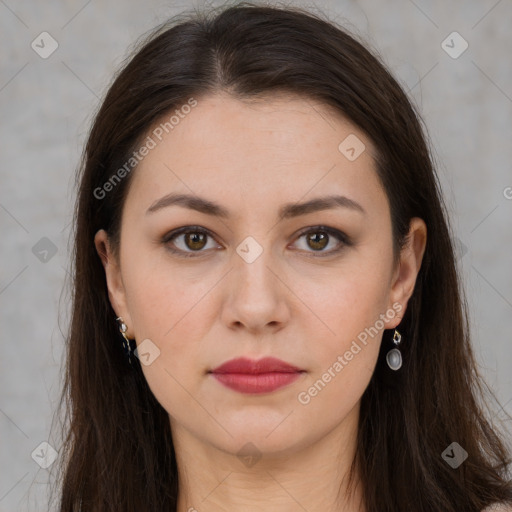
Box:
[306,231,328,251]
[292,226,351,256]
[184,232,207,250]
[163,225,350,259]
[163,226,220,257]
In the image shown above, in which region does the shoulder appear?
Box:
[482,504,512,512]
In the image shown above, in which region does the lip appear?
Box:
[209,357,305,394]
[211,357,303,374]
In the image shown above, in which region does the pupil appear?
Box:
[308,232,327,250]
[186,232,206,250]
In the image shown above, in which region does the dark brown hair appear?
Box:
[52,2,512,510]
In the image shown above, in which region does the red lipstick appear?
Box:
[209,357,305,394]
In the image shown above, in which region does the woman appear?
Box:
[54,2,512,511]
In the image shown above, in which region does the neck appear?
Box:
[173,402,365,512]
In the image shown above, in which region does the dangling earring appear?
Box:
[116,316,134,365]
[386,329,402,370]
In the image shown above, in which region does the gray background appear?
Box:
[1,0,511,510]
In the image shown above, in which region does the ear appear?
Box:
[386,217,427,328]
[94,229,135,337]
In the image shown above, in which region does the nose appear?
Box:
[220,243,290,335]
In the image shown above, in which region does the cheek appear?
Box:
[122,243,215,338]
[302,263,391,343]
[296,259,391,397]
[295,348,376,428]
[120,251,218,403]
[127,277,208,419]
[295,277,386,417]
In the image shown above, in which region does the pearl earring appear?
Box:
[386,329,402,371]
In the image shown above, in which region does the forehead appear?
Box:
[126,92,384,216]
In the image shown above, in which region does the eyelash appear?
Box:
[161,225,352,259]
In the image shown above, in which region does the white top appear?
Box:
[482,504,512,512]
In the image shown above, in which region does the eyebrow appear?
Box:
[145,192,366,218]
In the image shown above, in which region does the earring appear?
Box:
[116,316,135,365]
[386,329,402,371]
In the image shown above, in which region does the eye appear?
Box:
[291,226,351,256]
[162,225,351,259]
[162,226,221,257]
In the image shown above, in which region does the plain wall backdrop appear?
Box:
[1,0,511,510]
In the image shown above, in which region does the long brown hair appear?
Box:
[52,2,512,510]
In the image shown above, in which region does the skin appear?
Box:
[95,91,427,512]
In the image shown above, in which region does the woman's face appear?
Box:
[95,92,425,459]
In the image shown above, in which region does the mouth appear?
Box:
[208,357,306,394]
